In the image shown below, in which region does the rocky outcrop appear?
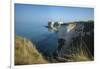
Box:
[52,21,94,62]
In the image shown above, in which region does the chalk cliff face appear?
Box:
[57,21,94,62]
[15,36,48,65]
[43,21,94,63]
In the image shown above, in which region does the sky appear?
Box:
[15,4,94,24]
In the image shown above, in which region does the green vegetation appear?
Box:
[15,36,48,65]
[53,22,60,27]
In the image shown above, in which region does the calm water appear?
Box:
[15,22,79,56]
[15,22,58,56]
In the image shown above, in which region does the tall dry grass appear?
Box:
[15,36,48,65]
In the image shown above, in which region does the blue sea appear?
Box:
[15,22,58,56]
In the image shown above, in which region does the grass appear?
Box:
[67,47,92,62]
[15,36,48,65]
[15,35,93,64]
[63,40,94,62]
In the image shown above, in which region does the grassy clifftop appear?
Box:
[15,36,47,65]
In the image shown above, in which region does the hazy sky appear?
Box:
[15,4,94,24]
